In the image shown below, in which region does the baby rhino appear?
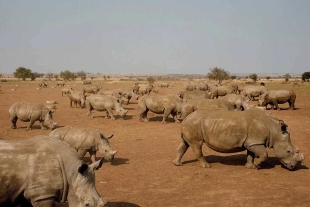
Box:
[49,126,117,163]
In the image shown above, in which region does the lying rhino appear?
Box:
[49,126,117,163]
[138,94,192,123]
[9,102,57,130]
[86,94,128,120]
[173,108,304,170]
[0,135,107,207]
[258,89,296,110]
[68,90,86,108]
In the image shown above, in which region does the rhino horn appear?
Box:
[107,134,114,139]
[90,158,104,171]
[294,147,299,153]
[112,150,117,155]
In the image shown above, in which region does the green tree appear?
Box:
[230,75,237,80]
[206,67,230,84]
[59,70,76,81]
[266,76,271,81]
[76,70,87,80]
[283,73,291,82]
[249,73,258,82]
[13,67,32,81]
[29,72,41,81]
[301,71,310,81]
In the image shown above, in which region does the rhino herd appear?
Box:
[1,81,304,206]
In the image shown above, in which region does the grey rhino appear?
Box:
[0,135,107,207]
[68,90,86,108]
[82,85,101,94]
[61,87,73,96]
[177,90,211,102]
[113,88,139,105]
[86,94,128,120]
[183,83,196,91]
[173,109,304,170]
[56,80,65,87]
[137,84,158,96]
[210,85,236,99]
[242,85,267,100]
[82,80,92,85]
[258,89,296,110]
[49,126,117,163]
[97,89,129,104]
[138,94,191,123]
[223,94,250,111]
[9,102,57,130]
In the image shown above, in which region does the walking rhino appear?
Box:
[0,135,107,207]
[173,108,304,170]
[86,94,128,120]
[242,85,267,100]
[258,89,296,110]
[9,102,57,130]
[49,126,117,163]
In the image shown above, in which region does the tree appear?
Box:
[230,75,237,80]
[29,72,41,81]
[59,70,76,81]
[301,72,310,81]
[46,73,54,80]
[13,67,32,81]
[283,73,291,82]
[249,73,258,82]
[206,67,230,84]
[76,70,87,80]
[0,73,2,78]
[146,76,155,84]
[266,76,271,81]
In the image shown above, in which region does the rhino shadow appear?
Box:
[111,157,130,166]
[122,115,133,120]
[148,116,180,123]
[106,201,140,207]
[123,107,135,110]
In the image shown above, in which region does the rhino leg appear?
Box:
[39,121,47,130]
[245,150,256,169]
[162,109,171,124]
[106,109,115,120]
[244,144,268,169]
[32,197,55,207]
[87,106,93,118]
[90,151,97,163]
[77,149,88,159]
[173,139,189,166]
[26,118,37,130]
[10,116,18,129]
[192,142,211,168]
[171,111,180,123]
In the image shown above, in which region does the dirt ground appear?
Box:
[0,79,309,207]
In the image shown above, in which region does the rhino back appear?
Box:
[0,136,80,204]
[87,95,116,110]
[9,102,48,121]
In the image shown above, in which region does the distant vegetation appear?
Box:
[302,71,310,82]
[206,67,230,84]
[13,67,43,81]
[248,73,258,82]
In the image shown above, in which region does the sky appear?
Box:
[1,0,310,75]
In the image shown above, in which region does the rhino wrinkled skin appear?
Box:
[0,136,107,207]
[68,90,86,108]
[49,126,117,163]
[242,85,267,100]
[9,102,57,130]
[173,108,304,170]
[86,94,128,120]
[258,89,296,110]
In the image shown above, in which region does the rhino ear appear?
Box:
[279,120,288,132]
[78,163,89,175]
[89,158,104,171]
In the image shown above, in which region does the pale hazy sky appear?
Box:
[1,0,309,75]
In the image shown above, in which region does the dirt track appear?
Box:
[0,80,309,207]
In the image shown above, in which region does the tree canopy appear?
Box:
[76,70,87,80]
[59,70,77,81]
[206,67,230,83]
[249,73,258,82]
[283,73,291,82]
[302,72,310,81]
[13,67,33,81]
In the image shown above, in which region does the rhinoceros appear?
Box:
[56,80,65,87]
[68,90,86,108]
[210,85,236,99]
[137,84,158,96]
[113,88,139,105]
[49,126,117,163]
[97,89,129,104]
[258,89,296,110]
[86,94,128,120]
[0,135,107,207]
[61,87,73,96]
[9,102,57,130]
[242,85,267,100]
[177,90,211,102]
[223,94,250,111]
[138,94,191,123]
[173,109,304,170]
[183,83,196,91]
[82,80,92,85]
[82,85,101,94]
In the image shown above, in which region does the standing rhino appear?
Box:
[177,90,211,102]
[39,81,48,88]
[223,94,250,111]
[82,80,92,85]
[86,94,128,120]
[113,88,139,105]
[210,85,235,99]
[82,85,101,94]
[0,136,107,207]
[61,87,73,96]
[242,85,267,100]
[197,82,209,91]
[138,94,190,123]
[9,102,57,130]
[183,83,196,91]
[49,126,117,163]
[258,89,296,110]
[97,89,129,104]
[137,84,158,96]
[173,109,304,170]
[56,80,65,87]
[68,90,86,108]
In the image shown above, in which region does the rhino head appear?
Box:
[115,101,128,117]
[98,133,117,162]
[68,159,107,207]
[273,121,304,170]
[43,110,58,130]
[258,93,268,107]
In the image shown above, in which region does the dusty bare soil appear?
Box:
[0,80,309,207]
